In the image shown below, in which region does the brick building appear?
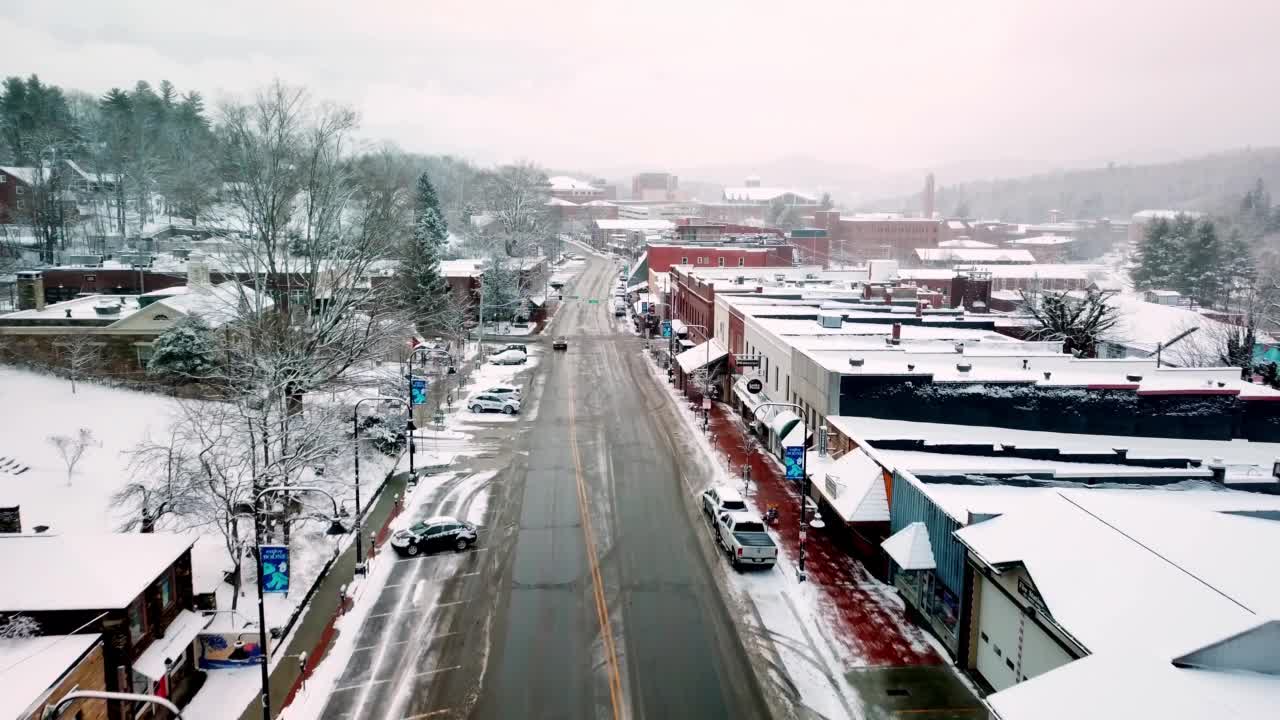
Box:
[810,210,941,264]
[0,166,37,224]
[631,172,679,201]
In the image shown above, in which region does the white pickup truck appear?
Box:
[714,511,778,570]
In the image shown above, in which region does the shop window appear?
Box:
[159,572,174,608]
[128,600,147,643]
[717,257,725,267]
[738,258,745,266]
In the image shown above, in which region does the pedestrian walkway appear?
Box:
[704,403,941,668]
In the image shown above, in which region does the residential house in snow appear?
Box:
[0,532,205,720]
[0,634,108,720]
[0,166,38,224]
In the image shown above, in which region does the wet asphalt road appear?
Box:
[319,252,768,720]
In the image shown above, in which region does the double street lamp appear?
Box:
[751,402,824,583]
[239,484,348,720]
[353,396,409,570]
[44,691,183,720]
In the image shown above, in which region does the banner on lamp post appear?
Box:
[260,545,289,594]
[783,446,804,480]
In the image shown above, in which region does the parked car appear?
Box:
[501,343,529,355]
[613,299,626,317]
[390,516,478,556]
[552,336,568,351]
[489,350,527,365]
[714,511,777,570]
[701,485,748,520]
[469,393,521,414]
[481,383,522,400]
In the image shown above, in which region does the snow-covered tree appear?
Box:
[52,335,101,394]
[47,428,94,485]
[1020,288,1120,358]
[147,315,216,380]
[0,614,40,639]
[1179,219,1226,306]
[483,162,553,258]
[1130,217,1179,290]
[397,172,451,335]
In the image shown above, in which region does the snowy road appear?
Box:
[311,253,768,719]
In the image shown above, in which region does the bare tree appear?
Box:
[1019,288,1120,358]
[0,614,40,639]
[47,428,95,485]
[483,162,553,258]
[52,335,101,393]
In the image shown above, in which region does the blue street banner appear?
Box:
[661,320,672,338]
[260,545,289,594]
[641,302,649,313]
[783,446,805,480]
[411,378,428,405]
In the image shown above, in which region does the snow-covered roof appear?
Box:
[722,187,817,203]
[955,489,1280,720]
[152,282,272,329]
[1,294,143,322]
[915,248,1036,264]
[594,219,674,231]
[1132,209,1205,221]
[0,634,102,719]
[899,263,1114,282]
[546,197,579,207]
[881,521,936,570]
[676,339,728,374]
[0,533,195,611]
[0,166,38,185]
[1105,292,1239,357]
[937,237,995,249]
[1006,234,1075,246]
[547,176,600,192]
[807,448,890,522]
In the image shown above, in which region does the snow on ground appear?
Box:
[0,366,180,532]
[641,355,867,717]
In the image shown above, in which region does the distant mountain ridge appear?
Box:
[866,147,1280,222]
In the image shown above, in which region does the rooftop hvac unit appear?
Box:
[818,313,842,329]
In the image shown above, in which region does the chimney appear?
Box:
[187,252,211,289]
[16,271,45,311]
[892,322,901,341]
[923,172,936,219]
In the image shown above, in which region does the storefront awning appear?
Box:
[769,410,802,440]
[627,281,647,293]
[809,449,890,523]
[882,522,937,571]
[134,609,210,680]
[781,420,808,448]
[676,339,729,374]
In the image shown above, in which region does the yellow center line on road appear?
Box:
[568,367,624,720]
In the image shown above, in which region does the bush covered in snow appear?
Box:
[354,412,406,455]
[148,315,216,380]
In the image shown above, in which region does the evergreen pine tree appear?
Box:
[398,172,451,335]
[147,316,216,380]
[1180,219,1225,306]
[1131,217,1175,289]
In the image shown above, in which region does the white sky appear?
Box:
[6,0,1280,178]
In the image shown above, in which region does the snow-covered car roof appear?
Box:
[723,510,763,524]
[710,485,745,503]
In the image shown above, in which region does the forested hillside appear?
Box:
[869,148,1280,222]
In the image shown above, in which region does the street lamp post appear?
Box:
[247,484,348,720]
[43,691,183,720]
[353,396,409,570]
[750,402,818,582]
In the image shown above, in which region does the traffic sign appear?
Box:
[588,299,599,305]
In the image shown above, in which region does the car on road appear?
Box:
[501,343,529,355]
[468,392,521,414]
[390,516,478,556]
[552,336,568,351]
[489,350,527,365]
[613,299,626,317]
[701,485,748,519]
[480,383,522,400]
[714,511,777,570]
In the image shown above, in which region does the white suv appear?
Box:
[481,384,521,400]
[701,485,748,520]
[468,393,521,414]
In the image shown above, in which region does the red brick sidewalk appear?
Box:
[704,403,941,667]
